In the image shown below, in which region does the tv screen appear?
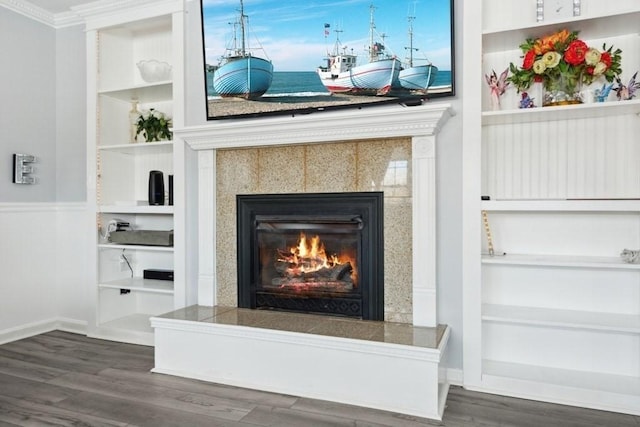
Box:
[200,0,455,120]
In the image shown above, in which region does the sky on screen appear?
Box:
[201,0,452,72]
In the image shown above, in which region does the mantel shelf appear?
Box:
[482,99,640,125]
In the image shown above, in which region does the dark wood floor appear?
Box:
[0,331,638,427]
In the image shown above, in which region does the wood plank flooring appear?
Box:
[0,331,638,426]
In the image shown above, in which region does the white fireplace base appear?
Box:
[151,308,451,420]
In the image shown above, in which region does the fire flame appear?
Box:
[279,233,343,274]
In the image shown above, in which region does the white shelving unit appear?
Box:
[80,0,185,346]
[463,0,640,416]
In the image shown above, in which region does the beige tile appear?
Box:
[216,148,259,196]
[256,145,306,194]
[355,138,412,196]
[383,197,413,322]
[304,142,357,192]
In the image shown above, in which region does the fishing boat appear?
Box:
[212,0,273,99]
[398,14,438,92]
[316,5,401,96]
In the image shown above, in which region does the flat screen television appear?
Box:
[200,0,455,120]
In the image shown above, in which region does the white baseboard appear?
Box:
[0,318,87,345]
[446,368,464,386]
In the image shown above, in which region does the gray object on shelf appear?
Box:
[108,230,174,246]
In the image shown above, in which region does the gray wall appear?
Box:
[55,25,86,202]
[0,9,57,201]
[0,8,86,202]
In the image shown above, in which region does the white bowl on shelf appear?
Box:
[136,60,172,82]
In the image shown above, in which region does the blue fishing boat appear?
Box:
[212,0,273,99]
[398,14,438,93]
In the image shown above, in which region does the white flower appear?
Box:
[584,48,601,66]
[592,61,608,76]
[532,59,547,74]
[542,51,561,68]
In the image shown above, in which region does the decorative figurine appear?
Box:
[519,91,535,108]
[614,72,639,101]
[594,83,613,102]
[485,68,509,110]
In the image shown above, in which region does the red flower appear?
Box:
[533,75,544,83]
[564,39,588,65]
[600,51,612,67]
[585,66,595,75]
[522,50,536,70]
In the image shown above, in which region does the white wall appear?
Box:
[183,0,465,371]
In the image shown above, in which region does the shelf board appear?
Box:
[98,243,174,252]
[483,10,640,53]
[482,99,640,125]
[98,140,173,154]
[483,303,640,334]
[482,253,640,270]
[99,313,155,335]
[98,81,172,103]
[99,205,174,214]
[481,199,640,212]
[99,277,174,294]
[483,359,640,397]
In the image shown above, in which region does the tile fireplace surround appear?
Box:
[151,102,453,419]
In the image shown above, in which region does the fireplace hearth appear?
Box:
[237,192,384,320]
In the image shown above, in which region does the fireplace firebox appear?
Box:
[237,192,384,320]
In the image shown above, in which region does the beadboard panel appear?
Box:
[482,113,640,200]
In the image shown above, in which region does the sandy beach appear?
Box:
[207,93,415,119]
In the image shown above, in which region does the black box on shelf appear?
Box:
[143,269,174,281]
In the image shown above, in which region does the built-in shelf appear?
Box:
[482,304,640,334]
[483,359,640,397]
[481,253,640,270]
[482,99,640,125]
[99,277,174,294]
[99,205,174,214]
[98,81,172,103]
[481,199,640,212]
[98,140,173,154]
[98,243,174,252]
[99,313,155,335]
[482,10,640,53]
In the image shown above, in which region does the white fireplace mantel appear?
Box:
[173,102,453,327]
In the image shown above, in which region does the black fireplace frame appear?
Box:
[237,192,384,320]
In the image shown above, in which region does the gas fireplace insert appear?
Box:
[237,192,384,320]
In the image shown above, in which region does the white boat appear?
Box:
[398,14,438,92]
[212,0,273,99]
[316,5,401,96]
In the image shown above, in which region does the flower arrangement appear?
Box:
[508,29,622,105]
[136,108,172,142]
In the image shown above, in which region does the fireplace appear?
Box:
[237,192,384,320]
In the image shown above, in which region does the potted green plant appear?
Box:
[136,108,172,142]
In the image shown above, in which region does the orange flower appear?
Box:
[533,29,571,55]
